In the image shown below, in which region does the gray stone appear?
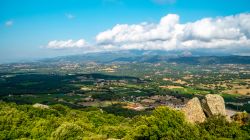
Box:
[202,94,226,117]
[182,97,206,123]
[33,103,49,109]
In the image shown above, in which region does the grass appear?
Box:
[172,87,210,95]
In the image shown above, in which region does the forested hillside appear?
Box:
[0,102,249,140]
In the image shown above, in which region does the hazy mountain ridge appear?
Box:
[38,50,250,65]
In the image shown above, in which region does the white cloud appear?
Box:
[46,39,88,49]
[96,13,250,52]
[5,20,13,27]
[65,13,75,19]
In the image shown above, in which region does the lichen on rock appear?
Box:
[182,97,206,123]
[202,94,226,117]
[182,94,230,123]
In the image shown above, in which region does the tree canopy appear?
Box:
[0,102,249,140]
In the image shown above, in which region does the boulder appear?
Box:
[182,97,206,123]
[202,94,226,117]
[33,103,49,109]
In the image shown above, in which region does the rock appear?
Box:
[33,103,49,109]
[231,111,248,125]
[183,94,231,123]
[182,97,206,123]
[202,94,226,117]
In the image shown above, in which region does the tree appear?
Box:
[126,106,201,140]
[51,122,84,140]
[199,115,249,139]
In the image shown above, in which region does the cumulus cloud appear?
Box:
[96,13,250,52]
[46,39,88,49]
[5,20,13,27]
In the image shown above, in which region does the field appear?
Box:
[0,60,250,113]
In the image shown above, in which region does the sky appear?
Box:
[0,0,250,63]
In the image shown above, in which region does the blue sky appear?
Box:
[0,0,250,63]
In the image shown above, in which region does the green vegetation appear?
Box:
[0,102,249,139]
[0,60,250,112]
[0,56,250,139]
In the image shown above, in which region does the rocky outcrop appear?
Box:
[182,94,229,123]
[33,103,49,109]
[182,97,206,123]
[202,94,226,117]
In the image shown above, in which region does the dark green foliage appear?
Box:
[0,73,140,96]
[199,115,250,139]
[226,103,250,113]
[126,106,201,140]
[0,102,130,139]
[242,121,250,135]
[0,102,249,140]
[102,104,150,118]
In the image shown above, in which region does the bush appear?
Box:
[0,102,249,140]
[126,106,201,140]
[51,122,84,140]
[199,115,249,139]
